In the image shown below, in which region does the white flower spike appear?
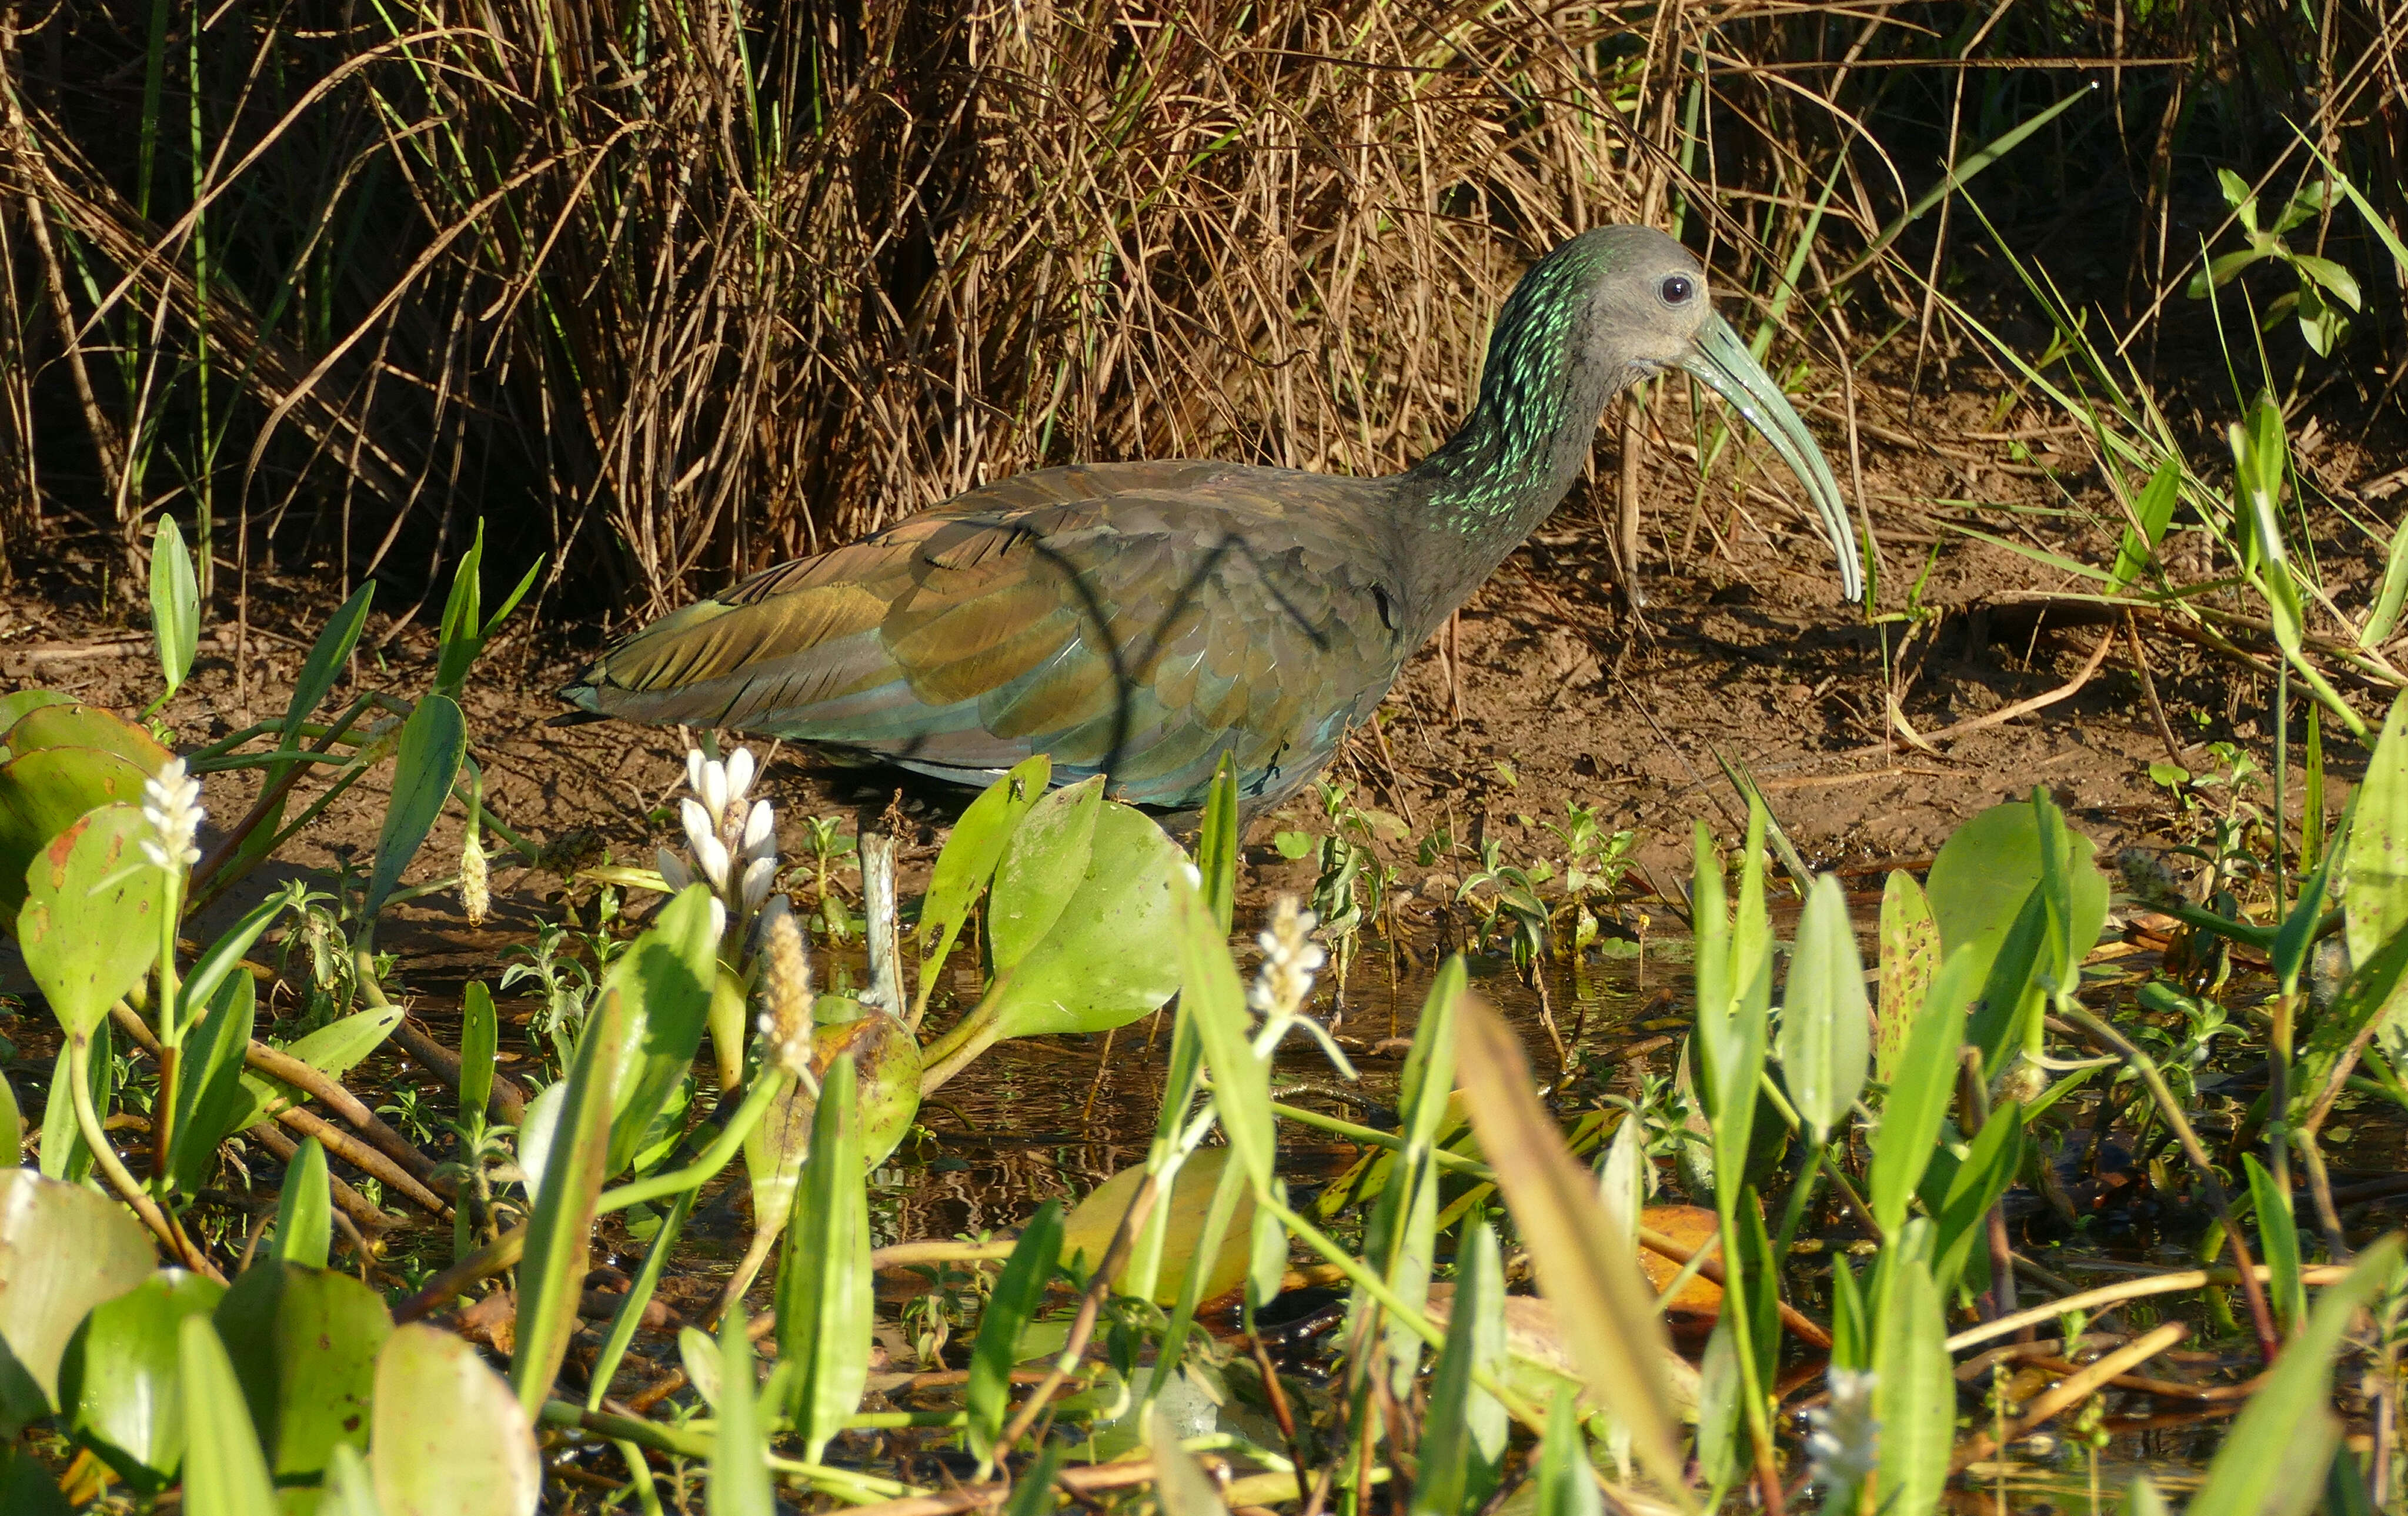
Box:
[139,757,205,873]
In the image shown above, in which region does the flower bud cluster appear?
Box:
[658,747,786,940]
[1247,894,1354,1077]
[141,758,205,873]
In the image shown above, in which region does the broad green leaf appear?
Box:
[0,1168,156,1436]
[1874,870,1939,1084]
[1455,996,1682,1494]
[1,703,174,769]
[0,689,72,744]
[1926,798,2106,990]
[986,797,1185,1039]
[968,1199,1063,1469]
[165,970,256,1195]
[1058,1146,1257,1307]
[917,754,1050,978]
[0,744,158,923]
[225,1004,404,1130]
[710,1305,775,1516]
[1778,873,1869,1143]
[986,775,1104,964]
[369,1324,540,1516]
[2293,926,2408,1123]
[0,1070,18,1163]
[2244,1154,2305,1332]
[59,1269,225,1491]
[434,521,487,698]
[149,513,199,699]
[272,1137,332,1269]
[364,694,466,920]
[599,884,721,1175]
[212,1261,391,1497]
[777,1054,871,1462]
[176,1315,279,1516]
[1871,1243,1952,1516]
[511,984,626,1412]
[16,804,167,1038]
[1414,1220,1507,1516]
[2190,1237,2402,1516]
[1869,946,1979,1235]
[2111,456,2183,589]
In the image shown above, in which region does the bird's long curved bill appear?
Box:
[1678,313,1864,603]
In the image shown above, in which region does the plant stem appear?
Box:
[68,1032,218,1278]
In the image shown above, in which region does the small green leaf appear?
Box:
[1928,1103,2025,1295]
[149,514,199,700]
[2344,694,2408,989]
[1195,753,1241,936]
[2244,1154,2305,1332]
[2111,457,2183,589]
[1272,830,1312,860]
[17,804,167,1039]
[368,1324,540,1516]
[1534,1392,1601,1516]
[459,981,497,1123]
[364,694,466,920]
[176,1315,279,1516]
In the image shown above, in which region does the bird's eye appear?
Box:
[1659,274,1696,305]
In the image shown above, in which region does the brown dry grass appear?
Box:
[0,0,2400,629]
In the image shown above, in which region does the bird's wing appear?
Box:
[567,462,1403,808]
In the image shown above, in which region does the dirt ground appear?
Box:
[2,376,2399,969]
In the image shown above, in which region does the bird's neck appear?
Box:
[1399,259,1632,639]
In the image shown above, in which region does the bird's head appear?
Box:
[1544,225,1865,603]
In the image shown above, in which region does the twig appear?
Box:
[2124,609,2185,766]
[1949,1321,2191,1471]
[1859,624,2118,753]
[1945,1263,2350,1353]
[996,1171,1163,1450]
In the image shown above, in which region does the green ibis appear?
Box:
[559,226,1861,810]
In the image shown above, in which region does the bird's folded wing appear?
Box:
[572,463,1398,806]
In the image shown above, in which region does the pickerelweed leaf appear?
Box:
[0,1163,156,1437]
[1456,996,1685,1499]
[16,804,166,1039]
[1869,944,1979,1235]
[225,1004,403,1130]
[1871,1237,1953,1516]
[272,1137,332,1270]
[777,1054,871,1464]
[599,883,720,1176]
[711,1305,776,1516]
[1778,873,1869,1144]
[1927,1103,2025,1295]
[1875,869,1939,1084]
[1927,798,2106,990]
[987,774,1103,965]
[212,1261,391,1500]
[369,1323,540,1516]
[149,513,199,700]
[59,1268,225,1492]
[2344,694,2408,979]
[2189,1236,2402,1516]
[1413,1220,1507,1516]
[364,694,466,921]
[165,970,256,1196]
[1196,752,1241,935]
[918,754,1049,971]
[512,984,625,1413]
[968,1199,1063,1470]
[2243,1154,2306,1333]
[176,1315,279,1516]
[1060,1146,1257,1307]
[985,796,1184,1040]
[459,980,497,1123]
